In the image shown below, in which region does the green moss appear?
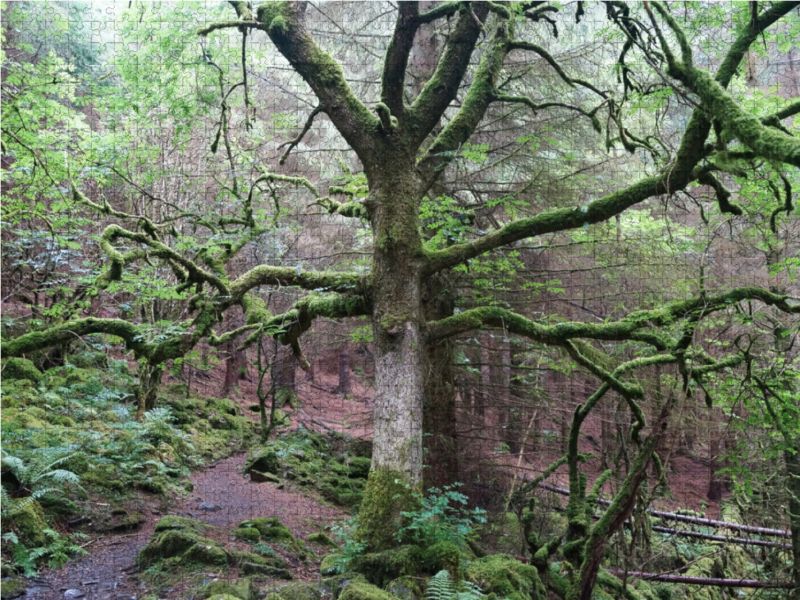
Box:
[137,528,230,568]
[339,581,395,600]
[241,562,293,578]
[321,553,340,575]
[352,545,423,587]
[2,358,43,383]
[347,457,371,479]
[466,555,546,600]
[271,582,321,600]
[386,576,424,600]
[308,532,339,548]
[421,541,461,578]
[64,368,94,385]
[137,478,166,495]
[277,387,298,409]
[8,499,48,547]
[82,465,126,493]
[0,576,27,599]
[233,527,262,543]
[200,582,255,600]
[319,477,365,509]
[245,448,280,476]
[322,574,368,600]
[154,515,210,534]
[238,517,294,542]
[356,469,420,551]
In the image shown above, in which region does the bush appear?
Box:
[396,484,486,550]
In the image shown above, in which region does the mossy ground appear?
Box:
[244,429,372,511]
[0,360,255,577]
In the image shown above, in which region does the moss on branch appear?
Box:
[230,266,366,300]
[407,4,492,150]
[2,318,149,358]
[254,2,378,160]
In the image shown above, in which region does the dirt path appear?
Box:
[23,454,345,600]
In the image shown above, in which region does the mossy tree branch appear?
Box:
[380,2,421,119]
[649,1,800,168]
[229,266,366,300]
[1,318,150,358]
[406,3,492,150]
[418,10,510,176]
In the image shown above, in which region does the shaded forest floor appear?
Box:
[25,453,345,600]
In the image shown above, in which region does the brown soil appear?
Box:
[25,453,346,600]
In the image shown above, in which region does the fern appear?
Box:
[427,570,457,600]
[1,446,83,498]
[426,570,485,600]
[24,529,88,570]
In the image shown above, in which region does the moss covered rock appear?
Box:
[238,517,294,542]
[322,574,368,600]
[269,582,320,600]
[320,553,341,576]
[199,579,256,600]
[0,575,27,599]
[339,581,396,600]
[244,448,280,476]
[466,554,546,600]
[422,541,461,577]
[352,545,423,587]
[154,515,210,534]
[307,532,339,548]
[2,358,43,384]
[137,516,229,568]
[8,499,48,547]
[233,527,262,543]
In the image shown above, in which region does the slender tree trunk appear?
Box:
[707,407,727,502]
[508,342,528,455]
[337,343,352,396]
[422,272,458,490]
[787,447,800,599]
[222,340,238,398]
[136,361,163,419]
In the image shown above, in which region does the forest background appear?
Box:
[2,2,800,600]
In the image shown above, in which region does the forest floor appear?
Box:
[25,452,346,600]
[14,361,731,599]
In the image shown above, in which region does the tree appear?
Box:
[3,2,800,597]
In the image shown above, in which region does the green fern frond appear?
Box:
[426,570,457,600]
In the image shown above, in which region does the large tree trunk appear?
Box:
[357,168,426,550]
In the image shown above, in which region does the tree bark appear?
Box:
[422,272,458,490]
[707,406,727,502]
[336,343,351,396]
[222,340,239,398]
[357,167,426,551]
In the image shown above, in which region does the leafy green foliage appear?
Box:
[426,569,485,600]
[329,517,368,574]
[1,446,83,505]
[396,484,486,549]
